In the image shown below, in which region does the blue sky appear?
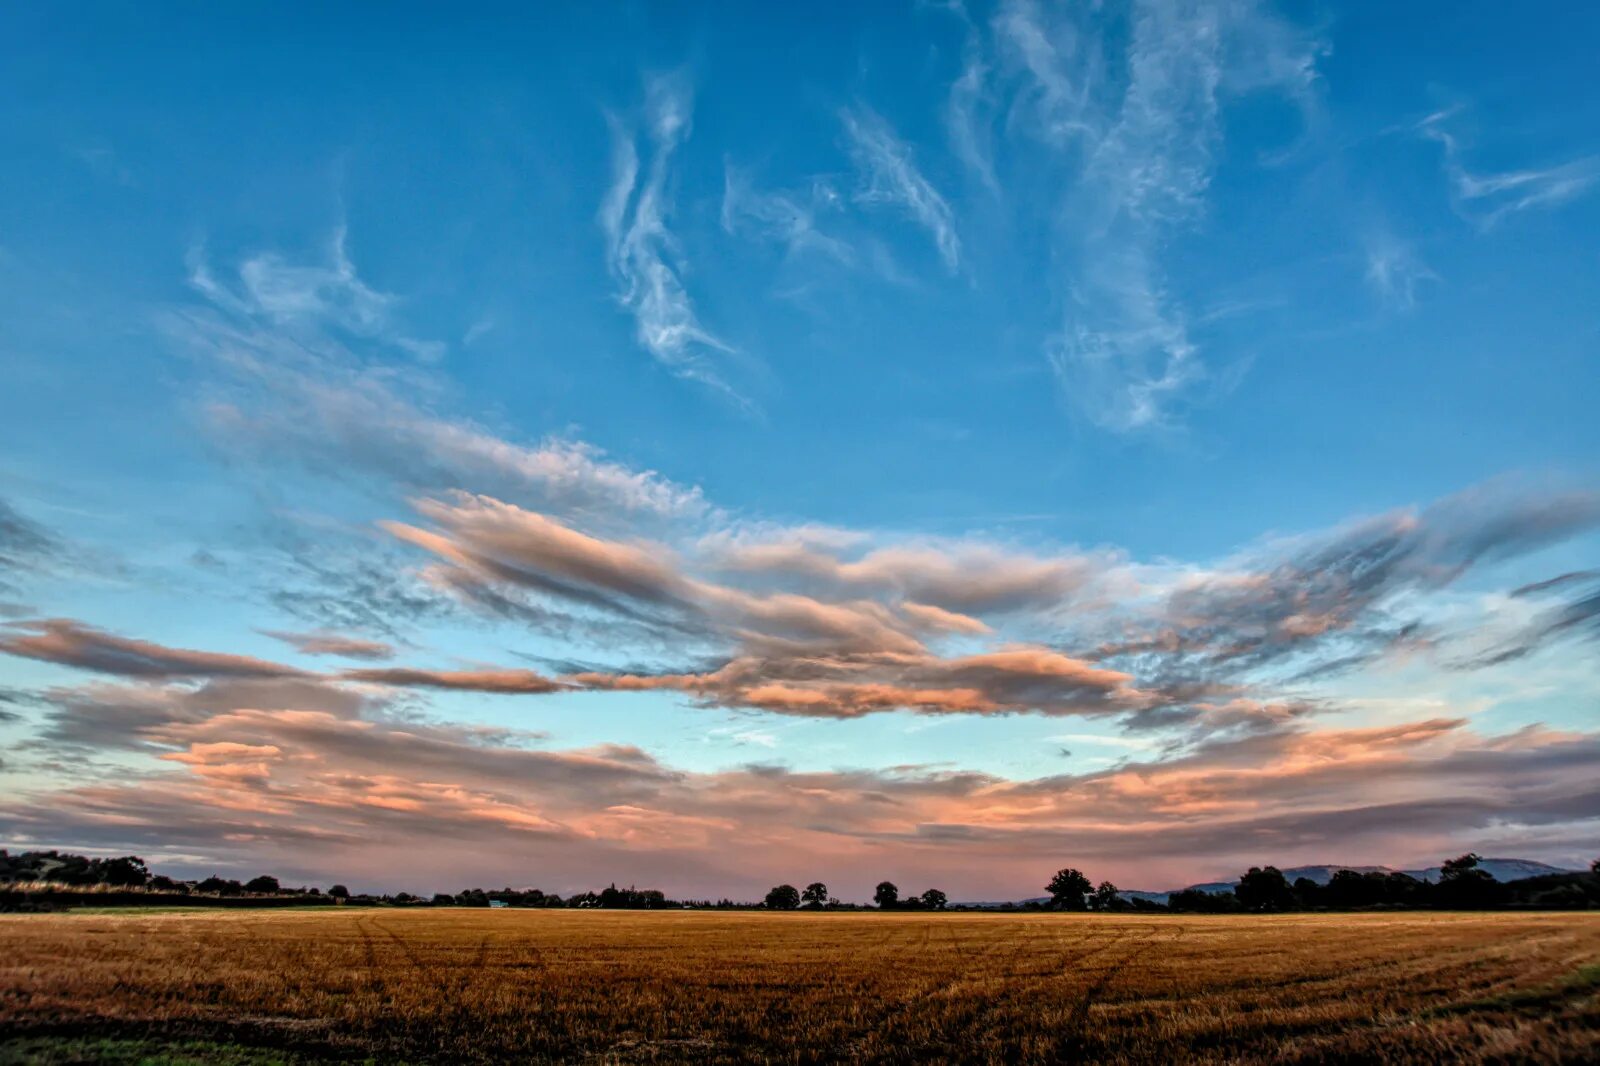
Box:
[1,1,1597,898]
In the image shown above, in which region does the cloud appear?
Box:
[1419,110,1599,228]
[720,165,854,264]
[358,475,1600,723]
[0,619,306,680]
[189,227,443,360]
[570,644,1143,720]
[384,492,934,659]
[1462,571,1600,667]
[944,15,1000,195]
[0,497,62,596]
[1364,232,1438,310]
[260,630,397,661]
[1095,478,1600,683]
[602,74,749,407]
[339,666,567,694]
[263,535,459,641]
[3,675,1595,897]
[841,106,962,272]
[30,676,376,751]
[986,0,1323,431]
[701,530,1107,614]
[191,344,711,524]
[12,473,1591,735]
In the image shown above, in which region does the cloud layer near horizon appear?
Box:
[3,458,1598,896]
[3,666,1595,898]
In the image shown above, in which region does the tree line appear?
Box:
[1040,854,1600,913]
[5,849,1599,912]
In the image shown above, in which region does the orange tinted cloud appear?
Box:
[260,630,396,661]
[340,667,567,694]
[6,681,1595,899]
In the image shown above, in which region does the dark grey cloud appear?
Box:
[34,676,375,751]
[0,618,306,680]
[1096,481,1600,685]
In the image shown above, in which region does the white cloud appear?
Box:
[602,75,749,408]
[720,164,854,265]
[1364,232,1438,311]
[1419,111,1599,229]
[986,0,1323,432]
[841,106,962,273]
[189,227,443,360]
[178,248,712,525]
[945,21,1000,195]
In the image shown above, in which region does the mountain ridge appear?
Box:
[959,858,1581,908]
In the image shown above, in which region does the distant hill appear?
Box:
[953,858,1582,908]
[1128,858,1578,904]
[1401,858,1573,884]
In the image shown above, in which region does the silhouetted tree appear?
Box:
[1441,853,1488,882]
[802,882,829,908]
[244,875,280,894]
[874,881,900,909]
[1168,889,1241,913]
[328,884,350,899]
[765,884,801,910]
[1234,866,1295,912]
[920,888,948,911]
[1292,877,1323,909]
[100,856,150,887]
[1046,868,1092,910]
[196,876,243,897]
[1437,853,1502,909]
[1090,881,1120,911]
[1591,857,1599,875]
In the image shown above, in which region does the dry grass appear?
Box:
[2,909,1597,1063]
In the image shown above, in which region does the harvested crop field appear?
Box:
[2,909,1597,1063]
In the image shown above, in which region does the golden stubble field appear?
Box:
[1,908,1598,1064]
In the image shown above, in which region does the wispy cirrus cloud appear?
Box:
[841,105,962,273]
[189,227,444,362]
[175,259,712,526]
[975,0,1324,431]
[720,164,854,265]
[602,74,750,409]
[1363,231,1438,311]
[199,360,711,524]
[928,0,999,195]
[1418,109,1599,229]
[0,497,63,600]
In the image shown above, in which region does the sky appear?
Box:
[0,1,1597,900]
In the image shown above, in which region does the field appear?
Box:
[2,909,1598,1064]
